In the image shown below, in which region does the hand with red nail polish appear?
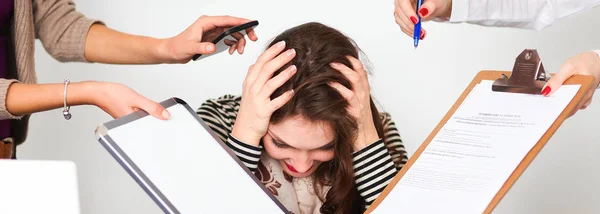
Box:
[541,51,600,118]
[393,0,452,38]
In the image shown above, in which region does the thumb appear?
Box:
[418,0,437,20]
[543,65,574,96]
[191,42,216,55]
[137,97,170,120]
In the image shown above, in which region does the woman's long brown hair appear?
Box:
[267,22,386,214]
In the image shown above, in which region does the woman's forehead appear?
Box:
[268,116,335,149]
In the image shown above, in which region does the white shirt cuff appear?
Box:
[448,0,469,22]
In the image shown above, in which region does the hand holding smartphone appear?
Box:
[193,20,259,61]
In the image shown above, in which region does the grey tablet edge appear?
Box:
[94,97,290,214]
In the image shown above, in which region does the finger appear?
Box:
[268,89,295,112]
[238,39,246,54]
[200,28,226,42]
[224,39,237,46]
[347,56,367,76]
[580,92,594,110]
[230,31,244,40]
[237,37,246,54]
[418,1,438,20]
[225,32,246,54]
[247,64,255,76]
[243,64,256,89]
[580,102,590,110]
[136,97,170,120]
[396,4,416,33]
[245,27,258,41]
[246,40,288,85]
[229,32,246,54]
[254,48,296,88]
[196,15,253,32]
[328,82,354,101]
[229,43,237,55]
[259,65,297,98]
[254,40,287,68]
[542,63,575,96]
[330,62,359,83]
[394,12,413,37]
[191,42,217,55]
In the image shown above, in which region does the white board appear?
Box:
[0,160,81,214]
[95,97,288,214]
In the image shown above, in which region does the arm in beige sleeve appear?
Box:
[32,0,102,62]
[0,79,20,119]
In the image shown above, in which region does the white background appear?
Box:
[17,0,600,213]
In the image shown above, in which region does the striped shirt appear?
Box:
[196,94,408,209]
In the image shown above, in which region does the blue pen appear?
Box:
[413,0,423,48]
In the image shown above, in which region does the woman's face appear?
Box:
[262,115,335,178]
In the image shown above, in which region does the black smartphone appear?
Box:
[192,20,259,61]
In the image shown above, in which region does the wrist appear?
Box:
[70,81,107,107]
[66,81,94,106]
[231,124,262,147]
[156,38,178,64]
[355,124,380,151]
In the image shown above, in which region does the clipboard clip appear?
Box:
[492,49,550,94]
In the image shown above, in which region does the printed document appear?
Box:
[373,80,580,214]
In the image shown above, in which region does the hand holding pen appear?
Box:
[413,0,423,48]
[393,0,454,45]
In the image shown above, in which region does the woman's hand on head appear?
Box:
[542,51,600,118]
[86,82,170,120]
[157,15,259,63]
[231,41,296,147]
[393,0,452,39]
[328,57,380,151]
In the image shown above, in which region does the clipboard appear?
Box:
[365,49,595,214]
[95,97,289,214]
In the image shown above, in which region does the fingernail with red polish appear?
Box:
[410,16,418,25]
[420,31,426,40]
[419,8,429,17]
[541,86,551,96]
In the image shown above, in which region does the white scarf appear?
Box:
[254,153,332,214]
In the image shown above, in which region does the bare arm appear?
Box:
[3,80,169,120]
[5,82,93,116]
[83,24,164,64]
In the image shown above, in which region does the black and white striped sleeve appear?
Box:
[196,95,263,173]
[224,133,262,172]
[381,113,409,170]
[353,140,398,209]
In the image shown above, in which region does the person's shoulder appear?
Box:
[377,112,393,123]
[196,94,242,116]
[200,94,242,108]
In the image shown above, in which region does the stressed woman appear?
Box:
[196,22,407,214]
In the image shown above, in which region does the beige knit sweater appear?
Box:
[1,0,101,144]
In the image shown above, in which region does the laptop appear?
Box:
[95,97,289,214]
[0,160,80,214]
